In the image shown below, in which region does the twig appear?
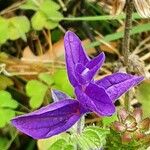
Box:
[5,130,18,150]
[58,0,67,11]
[0,0,26,15]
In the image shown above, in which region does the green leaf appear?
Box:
[31,0,63,30]
[75,126,109,150]
[102,114,117,127]
[45,10,63,21]
[31,11,47,30]
[0,17,9,44]
[0,91,18,127]
[40,0,60,12]
[0,90,18,108]
[37,127,109,150]
[8,16,30,41]
[40,0,63,21]
[45,19,59,30]
[40,0,63,29]
[38,73,53,86]
[37,133,72,150]
[31,10,62,30]
[42,7,63,29]
[20,0,38,11]
[45,10,63,29]
[0,75,14,90]
[63,144,75,150]
[26,80,48,108]
[50,139,67,150]
[0,137,9,149]
[52,70,73,96]
[0,109,16,127]
[83,129,101,148]
[137,82,150,117]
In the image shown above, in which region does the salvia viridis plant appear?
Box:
[11,31,148,149]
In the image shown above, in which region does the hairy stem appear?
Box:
[77,118,82,134]
[76,118,82,150]
[122,0,134,66]
[76,116,85,150]
[122,0,134,110]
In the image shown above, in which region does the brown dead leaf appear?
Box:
[21,38,65,62]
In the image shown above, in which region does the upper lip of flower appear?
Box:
[64,31,105,87]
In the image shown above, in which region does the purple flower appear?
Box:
[64,31,144,116]
[11,31,144,139]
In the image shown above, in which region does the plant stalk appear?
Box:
[77,118,82,135]
[122,0,134,66]
[122,0,134,110]
[76,116,85,150]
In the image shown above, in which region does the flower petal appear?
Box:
[51,89,71,102]
[75,63,93,85]
[85,52,105,76]
[64,31,90,87]
[122,132,132,143]
[74,53,105,85]
[133,108,142,123]
[75,83,115,116]
[125,115,137,132]
[139,118,150,132]
[112,121,126,132]
[96,73,144,102]
[118,108,129,122]
[11,100,83,139]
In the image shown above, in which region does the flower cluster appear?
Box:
[112,108,150,143]
[11,31,143,139]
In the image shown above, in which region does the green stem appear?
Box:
[48,13,140,21]
[5,130,18,150]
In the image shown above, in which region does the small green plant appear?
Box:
[0,90,18,127]
[0,16,30,44]
[26,70,73,109]
[21,0,63,30]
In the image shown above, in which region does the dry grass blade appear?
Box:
[133,36,150,55]
[131,36,150,78]
[111,0,126,15]
[0,0,26,15]
[134,0,150,18]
